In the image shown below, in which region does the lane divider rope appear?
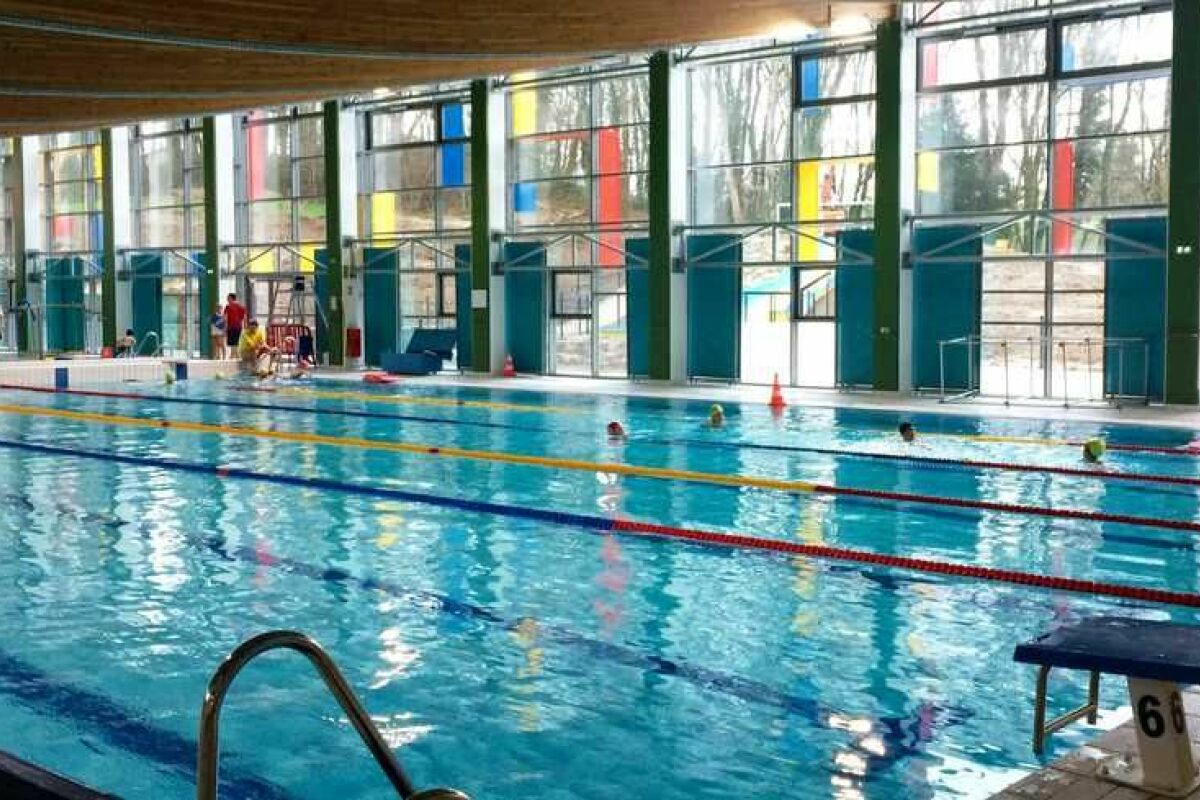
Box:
[10,384,1200,491]
[1,399,1199,535]
[0,434,1196,609]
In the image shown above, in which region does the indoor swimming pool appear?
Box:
[1,380,1199,799]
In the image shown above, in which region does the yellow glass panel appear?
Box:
[299,244,319,274]
[371,192,396,242]
[511,77,538,136]
[247,249,276,274]
[917,151,940,192]
[796,161,820,261]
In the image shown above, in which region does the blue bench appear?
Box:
[1015,616,1200,795]
[380,328,457,375]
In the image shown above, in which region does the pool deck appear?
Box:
[318,371,1200,431]
[989,690,1200,800]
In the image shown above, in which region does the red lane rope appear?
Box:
[611,519,1200,608]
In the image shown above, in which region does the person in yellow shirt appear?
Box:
[237,319,278,377]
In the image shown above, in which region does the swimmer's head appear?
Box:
[709,404,725,427]
[898,422,916,443]
[1083,437,1106,463]
[607,420,626,438]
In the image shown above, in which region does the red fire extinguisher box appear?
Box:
[346,327,362,359]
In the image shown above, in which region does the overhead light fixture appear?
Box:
[371,87,392,98]
[830,14,874,36]
[770,19,817,42]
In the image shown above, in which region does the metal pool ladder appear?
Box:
[196,629,470,800]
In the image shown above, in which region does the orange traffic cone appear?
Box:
[502,354,516,377]
[768,373,786,409]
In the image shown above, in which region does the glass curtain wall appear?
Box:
[40,131,105,353]
[687,43,876,386]
[131,119,206,355]
[358,96,471,347]
[0,139,14,352]
[235,104,325,327]
[508,70,649,377]
[914,4,1171,398]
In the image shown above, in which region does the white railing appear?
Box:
[938,335,1151,407]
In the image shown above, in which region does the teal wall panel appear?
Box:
[503,242,546,373]
[454,244,473,369]
[835,230,875,387]
[362,247,398,368]
[314,249,330,358]
[625,237,650,378]
[912,226,982,390]
[130,253,163,344]
[1105,217,1167,400]
[686,234,741,381]
[45,258,86,353]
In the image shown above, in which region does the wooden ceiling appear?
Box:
[0,1,893,134]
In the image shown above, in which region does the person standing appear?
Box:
[209,303,226,359]
[223,293,247,353]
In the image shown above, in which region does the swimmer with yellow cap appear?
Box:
[708,404,725,428]
[1082,437,1106,463]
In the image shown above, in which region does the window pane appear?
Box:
[1060,133,1169,208]
[50,182,91,215]
[1052,291,1103,324]
[440,103,470,140]
[245,123,292,200]
[917,84,1048,149]
[796,101,875,159]
[1054,262,1102,291]
[48,215,91,252]
[690,56,791,166]
[189,206,206,247]
[298,198,326,241]
[614,173,648,222]
[1054,77,1170,139]
[595,126,649,174]
[249,200,292,242]
[693,163,790,225]
[1061,11,1172,72]
[393,189,436,231]
[139,137,186,207]
[512,178,590,227]
[138,207,187,248]
[438,188,471,230]
[49,149,88,182]
[596,76,649,126]
[510,83,589,134]
[916,144,1048,214]
[982,290,1044,323]
[920,29,1047,88]
[296,117,324,157]
[296,157,325,197]
[982,261,1046,292]
[554,272,591,315]
[439,274,457,316]
[513,133,589,181]
[796,268,836,318]
[796,157,876,221]
[373,147,436,191]
[372,108,436,146]
[913,1,1040,25]
[798,51,876,101]
[401,271,438,317]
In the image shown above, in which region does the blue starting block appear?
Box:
[1015,616,1200,796]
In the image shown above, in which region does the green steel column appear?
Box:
[872,19,902,392]
[323,100,346,366]
[469,78,491,372]
[647,50,672,381]
[1166,0,1200,404]
[100,129,117,351]
[13,138,28,353]
[201,116,220,358]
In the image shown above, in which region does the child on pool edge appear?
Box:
[1082,437,1106,463]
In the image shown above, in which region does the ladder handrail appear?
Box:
[196,630,469,800]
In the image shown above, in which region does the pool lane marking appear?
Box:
[0,436,1197,609]
[6,399,1200,536]
[12,385,1200,492]
[0,648,293,799]
[268,386,582,415]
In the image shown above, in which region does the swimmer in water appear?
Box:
[607,420,627,439]
[898,422,916,443]
[1082,437,1106,464]
[708,404,725,428]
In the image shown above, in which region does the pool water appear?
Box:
[1,380,1199,799]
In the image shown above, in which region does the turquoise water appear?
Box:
[1,381,1200,799]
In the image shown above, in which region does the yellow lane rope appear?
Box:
[0,402,818,495]
[274,387,582,415]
